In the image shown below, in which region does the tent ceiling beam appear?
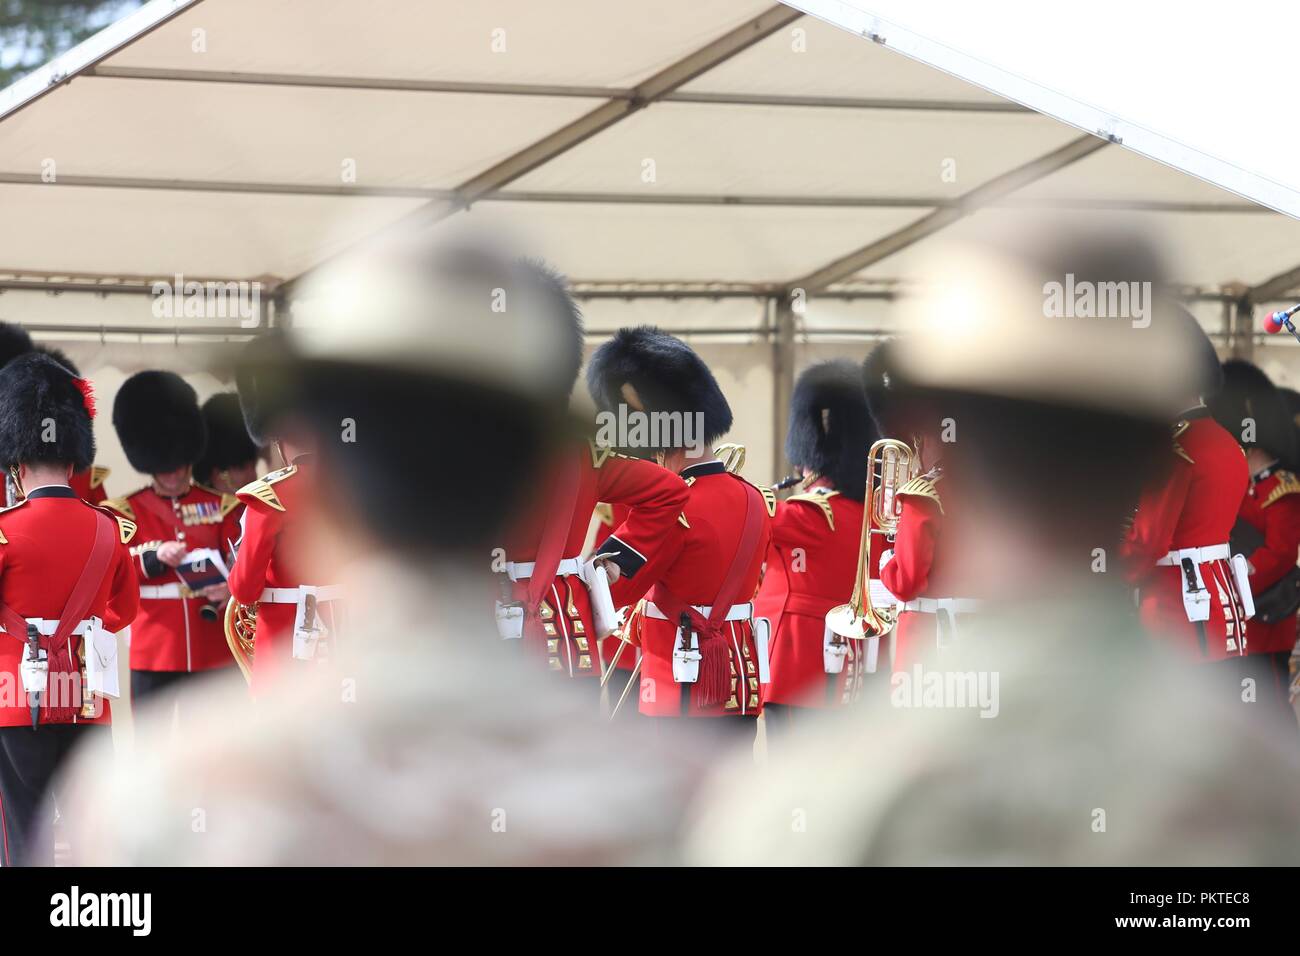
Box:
[0,173,1264,216]
[84,65,1031,113]
[788,133,1109,293]
[1248,263,1300,305]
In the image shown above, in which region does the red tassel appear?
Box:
[694,631,731,708]
[73,378,96,419]
[39,637,81,724]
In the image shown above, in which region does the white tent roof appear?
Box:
[2,0,1298,319]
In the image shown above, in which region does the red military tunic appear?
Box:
[1238,464,1300,655]
[103,483,242,673]
[610,459,773,718]
[879,468,958,673]
[1121,412,1250,660]
[68,465,110,505]
[503,442,687,678]
[0,486,140,728]
[756,482,869,707]
[229,458,323,692]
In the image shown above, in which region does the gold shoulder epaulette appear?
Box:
[736,476,777,517]
[112,514,137,545]
[896,476,944,514]
[589,441,613,469]
[101,497,135,521]
[238,478,285,513]
[89,464,110,489]
[1262,471,1300,509]
[787,491,839,530]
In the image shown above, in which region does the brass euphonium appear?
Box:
[224,597,257,684]
[825,437,919,639]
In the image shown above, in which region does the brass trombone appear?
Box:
[825,438,918,639]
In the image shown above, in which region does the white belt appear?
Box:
[901,597,981,614]
[10,618,96,637]
[139,583,185,599]
[504,558,583,582]
[645,601,753,622]
[1155,543,1230,566]
[260,585,343,604]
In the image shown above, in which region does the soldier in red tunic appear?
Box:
[497,267,688,692]
[0,353,139,865]
[862,341,973,673]
[104,372,242,709]
[1121,310,1250,662]
[226,355,336,693]
[193,392,261,495]
[1211,360,1300,733]
[0,328,112,506]
[587,326,772,742]
[757,360,875,736]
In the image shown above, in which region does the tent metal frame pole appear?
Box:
[771,295,798,477]
[0,0,205,123]
[84,65,1032,113]
[0,172,1266,215]
[787,133,1109,293]
[1247,263,1300,306]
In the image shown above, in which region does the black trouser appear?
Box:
[0,723,109,866]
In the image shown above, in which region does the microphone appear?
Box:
[1263,303,1300,340]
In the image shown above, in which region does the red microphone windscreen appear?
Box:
[1263,311,1284,334]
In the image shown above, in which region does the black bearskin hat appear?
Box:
[0,353,95,472]
[785,360,874,500]
[194,392,258,485]
[522,258,583,395]
[585,325,732,451]
[112,370,207,474]
[1280,387,1300,440]
[862,339,910,438]
[1170,304,1223,400]
[1209,360,1296,467]
[34,344,79,376]
[0,322,33,370]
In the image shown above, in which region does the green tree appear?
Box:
[1,1,142,88]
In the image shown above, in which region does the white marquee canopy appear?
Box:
[2,0,1299,479]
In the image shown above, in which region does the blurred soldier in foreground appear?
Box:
[1121,310,1251,664]
[1211,360,1300,734]
[587,327,772,741]
[0,354,139,865]
[54,238,703,864]
[192,392,260,495]
[757,360,876,739]
[687,235,1300,865]
[104,373,241,709]
[497,268,687,691]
